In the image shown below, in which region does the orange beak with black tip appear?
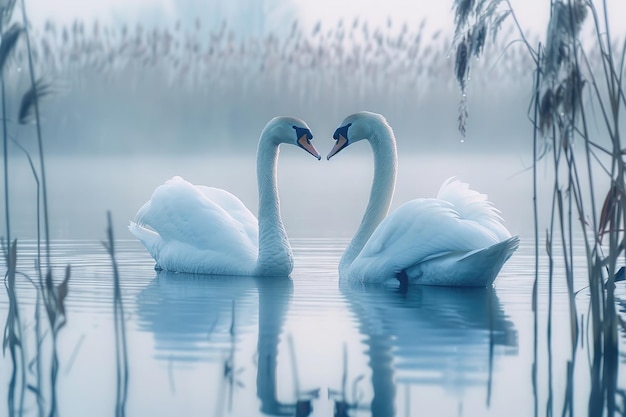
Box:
[298,134,321,160]
[327,134,348,160]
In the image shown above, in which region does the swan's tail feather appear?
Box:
[502,235,520,261]
[407,236,520,287]
[129,221,163,261]
[463,235,519,260]
[458,236,520,286]
[438,178,512,241]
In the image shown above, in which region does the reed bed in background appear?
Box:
[0,14,544,154]
[451,0,625,416]
[23,17,531,92]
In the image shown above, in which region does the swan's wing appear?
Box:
[133,177,258,258]
[128,221,163,261]
[195,185,258,244]
[437,178,512,241]
[352,198,501,277]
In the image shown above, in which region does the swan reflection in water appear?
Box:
[136,271,303,416]
[339,283,518,416]
[134,271,518,416]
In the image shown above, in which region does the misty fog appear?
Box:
[3,16,539,157]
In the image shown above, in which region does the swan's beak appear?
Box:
[327,134,348,160]
[298,135,321,160]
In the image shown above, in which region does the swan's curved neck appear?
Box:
[255,137,293,276]
[340,123,397,273]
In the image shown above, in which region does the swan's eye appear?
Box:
[293,126,313,143]
[333,123,352,141]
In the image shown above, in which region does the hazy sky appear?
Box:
[22,0,626,38]
[12,0,540,33]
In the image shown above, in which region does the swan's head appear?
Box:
[264,116,321,160]
[327,111,388,160]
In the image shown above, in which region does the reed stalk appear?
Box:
[1,1,19,255]
[10,136,44,417]
[1,18,10,253]
[531,45,542,417]
[103,211,128,417]
[19,0,50,270]
[1,5,28,417]
[2,239,26,417]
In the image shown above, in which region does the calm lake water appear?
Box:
[0,153,624,416]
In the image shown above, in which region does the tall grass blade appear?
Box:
[2,239,27,417]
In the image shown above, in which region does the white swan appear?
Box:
[129,116,321,276]
[327,111,519,286]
